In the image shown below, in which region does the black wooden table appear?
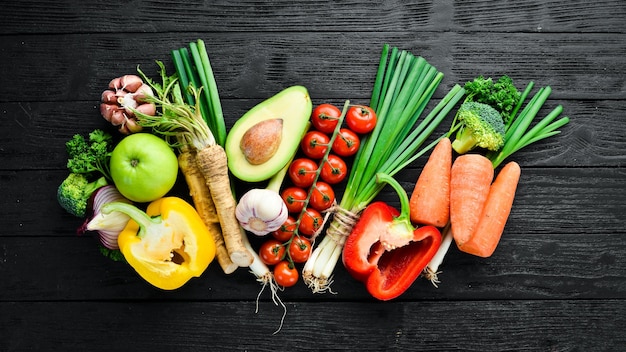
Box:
[1,1,625,351]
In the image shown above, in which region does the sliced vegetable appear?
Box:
[82,185,132,250]
[342,173,441,300]
[105,197,215,290]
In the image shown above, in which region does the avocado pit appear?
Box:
[240,118,283,165]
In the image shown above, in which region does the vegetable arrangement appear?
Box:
[423,75,570,285]
[57,39,571,328]
[303,45,466,292]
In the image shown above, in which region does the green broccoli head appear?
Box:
[57,173,108,218]
[464,75,521,124]
[452,101,506,154]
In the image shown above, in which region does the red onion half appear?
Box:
[86,185,133,249]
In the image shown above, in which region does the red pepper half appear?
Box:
[342,173,442,301]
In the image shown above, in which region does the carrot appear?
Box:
[178,146,238,274]
[409,137,452,227]
[458,161,521,257]
[449,154,494,246]
[196,144,253,267]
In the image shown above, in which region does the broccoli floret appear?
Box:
[57,173,108,218]
[464,75,521,124]
[66,129,114,180]
[451,101,506,154]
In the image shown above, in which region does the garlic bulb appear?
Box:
[236,189,289,236]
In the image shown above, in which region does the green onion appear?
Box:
[302,44,465,293]
[171,39,227,147]
[487,83,570,168]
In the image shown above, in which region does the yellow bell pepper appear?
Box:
[102,197,215,290]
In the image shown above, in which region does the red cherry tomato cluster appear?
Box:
[258,102,377,288]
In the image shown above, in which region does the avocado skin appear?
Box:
[225,86,313,182]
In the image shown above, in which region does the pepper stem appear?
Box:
[375,173,411,223]
[101,201,161,239]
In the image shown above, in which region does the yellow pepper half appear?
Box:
[102,197,215,290]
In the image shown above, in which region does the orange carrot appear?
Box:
[458,161,521,257]
[449,154,494,246]
[409,137,452,227]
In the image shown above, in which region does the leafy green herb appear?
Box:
[65,129,114,180]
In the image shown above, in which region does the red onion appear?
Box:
[86,185,133,249]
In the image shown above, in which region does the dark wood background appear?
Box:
[1,1,625,351]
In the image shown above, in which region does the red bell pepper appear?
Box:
[342,173,442,300]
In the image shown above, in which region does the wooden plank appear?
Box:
[1,223,624,301]
[1,97,624,170]
[1,300,624,351]
[0,32,624,102]
[1,0,624,35]
[3,164,624,236]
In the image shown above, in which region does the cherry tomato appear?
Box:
[309,181,335,211]
[332,128,360,157]
[289,236,312,263]
[299,207,323,236]
[259,239,285,266]
[346,105,377,134]
[288,158,318,188]
[281,187,307,214]
[272,216,297,242]
[311,103,341,134]
[320,154,348,184]
[274,260,299,287]
[300,130,330,159]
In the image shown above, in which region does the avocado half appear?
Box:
[225,85,312,182]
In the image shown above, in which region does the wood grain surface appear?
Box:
[1,0,625,351]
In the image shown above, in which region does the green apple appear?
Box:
[110,133,178,203]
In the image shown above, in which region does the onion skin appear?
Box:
[84,185,133,249]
